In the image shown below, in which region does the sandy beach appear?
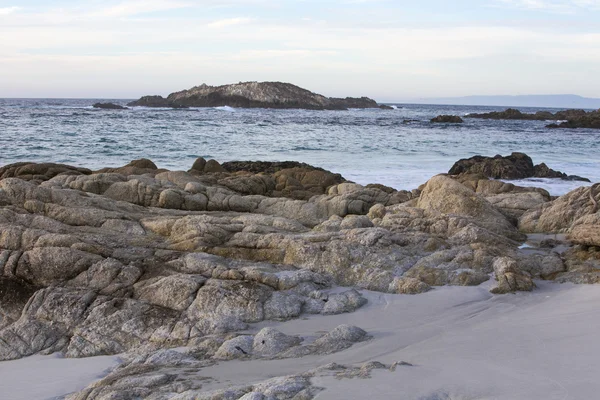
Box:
[3,280,595,399]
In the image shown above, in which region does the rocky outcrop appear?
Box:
[448,152,590,181]
[92,103,127,110]
[430,115,463,123]
[465,107,600,129]
[0,162,92,182]
[128,81,381,110]
[1,154,599,400]
[465,108,588,121]
[546,109,600,129]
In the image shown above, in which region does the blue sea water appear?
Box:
[1,98,598,195]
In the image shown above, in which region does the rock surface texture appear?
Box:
[0,155,598,399]
[128,81,381,110]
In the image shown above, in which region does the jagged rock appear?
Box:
[490,257,534,294]
[519,185,598,234]
[448,152,589,181]
[129,81,380,110]
[0,157,594,366]
[417,175,523,241]
[546,109,600,129]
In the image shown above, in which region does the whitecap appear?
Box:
[214,106,236,112]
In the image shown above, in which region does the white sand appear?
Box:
[199,281,600,399]
[0,353,118,400]
[2,281,599,399]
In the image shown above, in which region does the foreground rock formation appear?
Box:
[448,152,590,181]
[128,81,384,111]
[0,155,598,399]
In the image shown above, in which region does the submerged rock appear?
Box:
[92,102,127,110]
[430,115,464,123]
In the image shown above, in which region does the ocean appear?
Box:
[1,98,598,196]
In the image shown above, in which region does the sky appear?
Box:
[1,0,600,100]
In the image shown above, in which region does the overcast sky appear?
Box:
[1,0,600,100]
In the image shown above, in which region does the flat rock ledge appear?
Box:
[0,156,598,399]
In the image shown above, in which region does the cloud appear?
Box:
[89,0,194,18]
[207,17,253,28]
[497,0,600,11]
[0,6,20,15]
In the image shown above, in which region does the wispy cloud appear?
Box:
[89,0,194,18]
[207,17,253,28]
[497,0,600,12]
[0,6,20,15]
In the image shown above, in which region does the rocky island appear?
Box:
[0,155,599,399]
[465,107,600,129]
[128,81,387,110]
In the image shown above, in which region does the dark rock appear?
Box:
[127,95,171,108]
[449,152,589,181]
[125,159,158,170]
[467,108,600,129]
[190,157,207,172]
[0,162,91,182]
[221,161,336,175]
[129,82,380,110]
[203,159,226,173]
[366,183,396,194]
[96,158,165,176]
[430,115,464,123]
[534,163,590,182]
[545,110,600,129]
[92,103,127,110]
[466,108,531,120]
[379,104,394,110]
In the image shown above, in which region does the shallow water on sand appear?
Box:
[1,98,598,195]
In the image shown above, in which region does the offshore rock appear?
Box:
[448,152,589,181]
[546,109,600,129]
[92,103,127,110]
[466,108,588,121]
[128,81,381,110]
[430,115,464,123]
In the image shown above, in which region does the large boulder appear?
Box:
[519,185,598,233]
[417,175,523,240]
[448,152,588,181]
[490,257,534,294]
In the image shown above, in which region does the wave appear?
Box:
[214,106,236,112]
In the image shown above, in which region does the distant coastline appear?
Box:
[403,94,600,109]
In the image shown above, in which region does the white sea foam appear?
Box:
[214,105,236,112]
